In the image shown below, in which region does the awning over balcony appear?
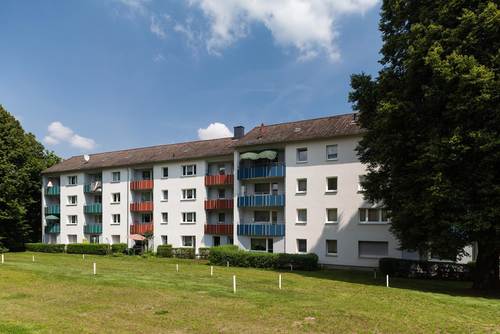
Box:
[45,215,59,220]
[240,150,277,160]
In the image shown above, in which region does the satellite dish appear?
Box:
[83,154,90,162]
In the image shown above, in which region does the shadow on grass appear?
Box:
[291,268,500,299]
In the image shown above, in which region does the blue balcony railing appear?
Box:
[237,194,285,208]
[237,163,285,180]
[45,186,60,196]
[84,223,102,234]
[44,223,60,234]
[237,223,285,237]
[84,203,102,214]
[44,205,60,215]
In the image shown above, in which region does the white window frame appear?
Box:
[182,188,197,200]
[161,190,168,202]
[112,171,120,182]
[326,144,338,161]
[297,239,307,253]
[67,215,78,225]
[182,212,196,224]
[112,214,121,224]
[182,164,197,177]
[296,148,308,163]
[326,177,338,193]
[111,193,120,204]
[161,212,168,224]
[326,239,338,256]
[182,236,194,247]
[162,167,169,178]
[161,235,168,245]
[296,209,307,224]
[67,175,77,185]
[67,195,77,206]
[358,241,389,258]
[326,208,338,224]
[296,178,307,194]
[359,208,389,224]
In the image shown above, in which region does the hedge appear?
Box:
[66,243,110,255]
[379,257,473,281]
[172,247,195,259]
[25,243,65,253]
[198,247,210,260]
[157,245,173,258]
[208,245,319,270]
[111,243,127,254]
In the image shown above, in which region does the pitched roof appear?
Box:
[235,113,362,147]
[42,137,236,174]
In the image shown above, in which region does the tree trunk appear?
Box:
[473,236,499,290]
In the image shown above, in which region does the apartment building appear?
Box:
[42,113,461,268]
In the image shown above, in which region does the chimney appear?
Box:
[233,126,245,139]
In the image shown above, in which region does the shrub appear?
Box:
[25,243,65,253]
[111,243,127,254]
[276,253,319,271]
[198,247,210,260]
[172,247,195,259]
[379,258,473,281]
[157,245,173,258]
[66,243,110,255]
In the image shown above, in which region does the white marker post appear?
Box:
[1,254,4,264]
[93,262,97,276]
[210,266,213,277]
[32,255,35,262]
[176,264,179,272]
[233,275,236,294]
[386,275,389,288]
[279,274,282,290]
[83,254,85,260]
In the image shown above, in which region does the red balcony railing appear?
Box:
[130,180,154,191]
[130,201,154,212]
[205,174,234,186]
[130,223,153,235]
[204,224,233,235]
[204,199,234,210]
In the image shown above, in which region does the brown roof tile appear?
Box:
[235,113,362,147]
[42,137,237,174]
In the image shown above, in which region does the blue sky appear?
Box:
[0,0,382,158]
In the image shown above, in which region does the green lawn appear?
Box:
[0,252,498,333]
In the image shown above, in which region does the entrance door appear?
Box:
[267,238,274,253]
[213,236,221,247]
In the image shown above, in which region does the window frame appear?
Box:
[326,239,338,256]
[182,188,197,200]
[358,241,389,258]
[161,212,168,224]
[326,177,338,193]
[326,208,338,224]
[67,195,77,206]
[111,171,121,183]
[67,175,78,186]
[111,192,120,204]
[182,212,196,224]
[296,209,307,224]
[182,164,197,177]
[296,178,307,194]
[161,190,169,202]
[67,215,78,225]
[326,144,338,161]
[112,214,121,224]
[296,147,308,163]
[297,239,307,253]
[162,167,169,178]
[182,235,194,247]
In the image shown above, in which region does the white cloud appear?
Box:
[150,14,169,39]
[153,53,166,62]
[187,0,379,61]
[115,0,150,17]
[198,122,233,140]
[43,121,96,151]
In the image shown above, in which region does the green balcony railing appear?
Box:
[44,223,60,234]
[84,182,102,193]
[45,186,60,196]
[84,223,102,234]
[44,205,60,215]
[84,203,102,214]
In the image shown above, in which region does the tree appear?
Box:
[349,1,499,290]
[0,105,60,251]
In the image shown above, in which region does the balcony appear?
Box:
[204,199,234,210]
[84,181,102,193]
[130,180,154,191]
[130,201,154,212]
[237,194,285,208]
[130,223,153,235]
[84,203,102,214]
[204,224,233,235]
[44,223,60,234]
[44,205,60,215]
[237,223,285,237]
[84,223,102,234]
[205,174,234,186]
[238,163,285,180]
[45,186,60,196]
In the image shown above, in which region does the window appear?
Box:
[218,212,225,223]
[68,175,77,185]
[112,172,120,182]
[297,239,307,253]
[327,208,338,223]
[162,190,168,201]
[141,213,152,223]
[297,179,307,193]
[161,235,168,245]
[358,175,366,192]
[142,170,151,180]
[254,210,270,222]
[162,167,168,178]
[296,148,308,162]
[182,188,196,200]
[95,215,102,224]
[368,209,379,222]
[326,240,338,255]
[112,193,120,204]
[359,208,367,222]
[297,209,307,223]
[182,164,197,176]
[326,177,338,192]
[254,183,270,194]
[67,234,77,244]
[217,188,226,199]
[182,212,196,223]
[94,195,102,203]
[326,144,338,160]
[67,215,78,225]
[381,209,390,222]
[182,236,194,247]
[141,192,152,202]
[162,212,168,224]
[359,208,387,223]
[358,241,388,258]
[67,195,77,205]
[111,235,120,244]
[112,214,120,224]
[271,182,279,195]
[250,238,267,251]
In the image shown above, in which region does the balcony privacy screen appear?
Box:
[240,150,277,160]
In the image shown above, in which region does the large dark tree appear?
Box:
[350,1,499,290]
[0,105,60,251]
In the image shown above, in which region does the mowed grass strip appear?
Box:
[0,252,498,333]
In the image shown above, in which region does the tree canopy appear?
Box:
[0,105,60,251]
[350,0,499,289]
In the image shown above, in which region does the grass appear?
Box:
[0,252,498,333]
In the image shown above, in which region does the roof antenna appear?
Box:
[83,154,90,163]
